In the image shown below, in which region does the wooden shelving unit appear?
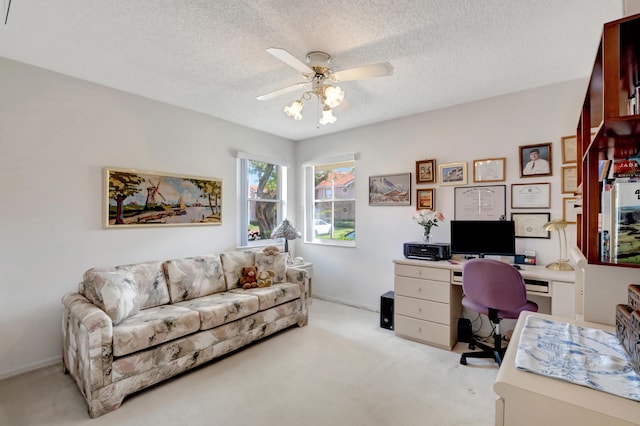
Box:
[577,13,640,268]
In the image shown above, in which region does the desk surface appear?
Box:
[393,258,575,283]
[494,312,638,425]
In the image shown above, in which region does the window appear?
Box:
[304,156,355,245]
[238,153,288,247]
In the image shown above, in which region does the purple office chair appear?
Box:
[460,258,538,366]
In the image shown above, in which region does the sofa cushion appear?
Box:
[229,282,301,310]
[254,252,288,283]
[163,255,226,303]
[112,305,200,357]
[220,251,255,290]
[174,292,260,330]
[83,260,170,310]
[82,270,140,324]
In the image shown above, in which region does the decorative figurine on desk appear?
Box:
[413,209,445,243]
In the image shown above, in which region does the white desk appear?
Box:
[495,311,639,426]
[392,258,575,350]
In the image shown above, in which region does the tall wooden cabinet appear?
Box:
[577,12,640,268]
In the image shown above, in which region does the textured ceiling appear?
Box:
[0,1,625,141]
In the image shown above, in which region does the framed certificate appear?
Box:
[561,165,577,194]
[561,135,577,164]
[454,185,506,220]
[473,157,506,182]
[511,212,551,238]
[511,183,551,209]
[563,197,580,223]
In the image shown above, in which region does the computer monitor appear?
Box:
[450,220,516,258]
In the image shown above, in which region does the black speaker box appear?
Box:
[457,318,472,343]
[380,291,394,330]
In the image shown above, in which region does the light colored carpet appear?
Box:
[0,299,499,425]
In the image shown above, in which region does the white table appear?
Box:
[494,311,640,426]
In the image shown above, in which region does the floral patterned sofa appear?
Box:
[61,249,308,417]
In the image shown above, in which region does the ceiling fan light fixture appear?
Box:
[323,85,344,108]
[284,100,303,120]
[319,106,337,125]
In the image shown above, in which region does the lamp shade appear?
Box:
[270,219,301,253]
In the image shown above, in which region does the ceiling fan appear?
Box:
[257,48,393,125]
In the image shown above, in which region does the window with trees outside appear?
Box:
[238,154,288,247]
[304,157,355,245]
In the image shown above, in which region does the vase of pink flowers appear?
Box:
[413,210,445,243]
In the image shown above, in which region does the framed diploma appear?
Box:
[454,185,506,220]
[511,183,551,209]
[563,197,580,223]
[561,135,577,164]
[473,157,506,182]
[561,165,577,194]
[511,212,551,238]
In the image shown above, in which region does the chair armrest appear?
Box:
[62,293,114,393]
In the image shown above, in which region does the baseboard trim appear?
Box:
[0,355,61,382]
[312,294,377,313]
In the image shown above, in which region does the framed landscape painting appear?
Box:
[369,173,411,206]
[416,159,436,184]
[438,162,467,186]
[105,167,222,228]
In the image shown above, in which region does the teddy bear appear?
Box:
[239,266,258,289]
[262,245,280,256]
[256,270,275,287]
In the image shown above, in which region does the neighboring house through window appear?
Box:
[304,155,356,245]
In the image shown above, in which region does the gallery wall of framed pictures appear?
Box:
[380,133,576,234]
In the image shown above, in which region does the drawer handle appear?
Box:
[417,287,422,292]
[417,327,422,333]
[417,307,422,312]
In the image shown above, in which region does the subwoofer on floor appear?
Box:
[380,291,394,330]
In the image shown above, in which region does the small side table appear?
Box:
[292,262,313,302]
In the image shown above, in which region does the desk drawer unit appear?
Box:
[393,261,460,350]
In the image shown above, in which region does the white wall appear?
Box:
[0,58,296,379]
[295,79,587,311]
[1,56,614,379]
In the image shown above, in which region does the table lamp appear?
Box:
[270,219,301,254]
[543,219,574,271]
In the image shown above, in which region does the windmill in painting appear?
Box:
[106,168,222,227]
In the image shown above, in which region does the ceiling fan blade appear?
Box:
[257,82,310,101]
[266,48,315,75]
[332,62,394,81]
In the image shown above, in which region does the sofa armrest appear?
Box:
[285,267,308,296]
[62,293,114,395]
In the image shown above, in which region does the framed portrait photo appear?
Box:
[438,162,467,186]
[511,212,551,239]
[473,157,506,182]
[416,188,435,210]
[415,159,436,184]
[519,142,552,178]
